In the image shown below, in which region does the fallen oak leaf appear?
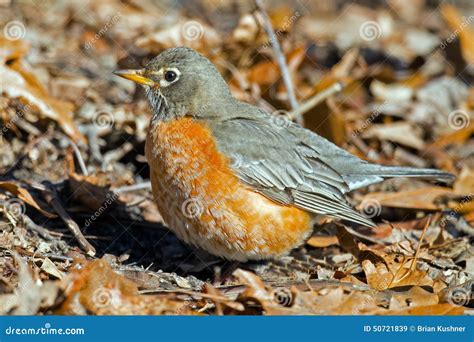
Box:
[361,253,434,291]
[0,181,56,218]
[389,286,439,311]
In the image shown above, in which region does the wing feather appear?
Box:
[209,115,374,226]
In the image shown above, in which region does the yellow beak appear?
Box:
[113,69,158,87]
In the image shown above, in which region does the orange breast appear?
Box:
[145,117,312,261]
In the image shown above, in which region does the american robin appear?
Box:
[114,47,454,261]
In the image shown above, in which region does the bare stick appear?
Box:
[69,139,89,176]
[42,183,96,256]
[113,181,152,194]
[410,215,431,271]
[57,133,88,176]
[255,0,300,122]
[289,81,344,120]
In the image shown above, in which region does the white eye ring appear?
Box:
[159,67,180,87]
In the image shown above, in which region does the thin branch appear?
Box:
[42,182,96,257]
[410,215,431,271]
[113,181,152,194]
[255,0,300,122]
[289,81,344,120]
[69,139,89,176]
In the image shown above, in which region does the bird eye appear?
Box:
[164,70,177,82]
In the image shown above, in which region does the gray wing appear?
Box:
[208,114,376,227]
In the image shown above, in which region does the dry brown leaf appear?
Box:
[307,235,339,248]
[384,303,464,315]
[362,258,434,290]
[39,257,65,279]
[370,79,414,103]
[0,37,85,143]
[0,181,56,218]
[135,21,221,53]
[453,166,474,195]
[247,60,280,86]
[441,5,474,65]
[363,122,425,150]
[362,187,453,210]
[430,122,474,148]
[389,286,439,310]
[58,259,195,315]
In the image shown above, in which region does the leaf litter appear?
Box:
[0,0,472,315]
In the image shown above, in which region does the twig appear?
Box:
[42,182,96,256]
[113,181,152,193]
[289,81,344,120]
[255,0,300,122]
[344,226,387,245]
[22,215,54,241]
[410,215,431,271]
[67,137,88,176]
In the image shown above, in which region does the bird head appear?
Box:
[114,47,232,122]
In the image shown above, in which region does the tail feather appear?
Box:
[363,165,455,183]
